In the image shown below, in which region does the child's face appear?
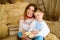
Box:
[34,11,44,21]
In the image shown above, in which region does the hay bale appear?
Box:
[45,21,55,33]
[0,5,7,24]
[46,21,60,39]
[54,22,60,39]
[45,33,59,40]
[0,24,8,39]
[6,2,29,26]
[1,35,18,40]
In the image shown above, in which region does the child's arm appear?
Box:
[31,30,40,34]
[35,22,50,37]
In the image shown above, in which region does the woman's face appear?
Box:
[26,6,35,18]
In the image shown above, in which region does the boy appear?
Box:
[27,8,50,40]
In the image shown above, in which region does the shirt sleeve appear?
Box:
[36,22,50,37]
[36,22,44,30]
[19,20,24,32]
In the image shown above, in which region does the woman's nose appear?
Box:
[29,10,31,12]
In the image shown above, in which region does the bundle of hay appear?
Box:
[0,5,7,24]
[45,33,59,40]
[0,2,29,38]
[0,4,8,38]
[6,2,29,26]
[0,24,8,39]
[46,21,60,39]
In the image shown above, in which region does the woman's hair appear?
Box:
[24,3,37,20]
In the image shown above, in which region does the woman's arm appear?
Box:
[31,30,40,35]
[21,30,27,38]
[19,22,28,38]
[19,16,28,38]
[19,15,24,32]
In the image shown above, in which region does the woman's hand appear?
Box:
[28,33,35,38]
[21,31,27,38]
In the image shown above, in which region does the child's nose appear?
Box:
[36,16,38,19]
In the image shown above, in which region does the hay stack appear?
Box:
[6,2,29,26]
[0,4,8,38]
[46,21,60,39]
[0,5,7,24]
[0,24,8,39]
[45,33,59,40]
[0,2,29,38]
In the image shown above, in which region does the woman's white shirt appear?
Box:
[19,19,36,32]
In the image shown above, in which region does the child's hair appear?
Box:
[34,8,44,18]
[35,8,45,13]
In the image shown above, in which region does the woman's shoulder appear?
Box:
[19,15,25,23]
[20,15,24,20]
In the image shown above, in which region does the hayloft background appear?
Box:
[0,0,60,40]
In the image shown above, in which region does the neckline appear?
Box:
[24,19,34,25]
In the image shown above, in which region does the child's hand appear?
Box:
[31,30,39,34]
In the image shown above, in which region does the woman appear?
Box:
[18,3,38,40]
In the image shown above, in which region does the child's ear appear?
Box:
[42,12,44,16]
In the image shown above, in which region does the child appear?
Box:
[27,8,50,40]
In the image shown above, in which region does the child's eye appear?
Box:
[37,14,39,16]
[35,16,37,17]
[35,15,37,17]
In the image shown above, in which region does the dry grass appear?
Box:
[46,21,60,39]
